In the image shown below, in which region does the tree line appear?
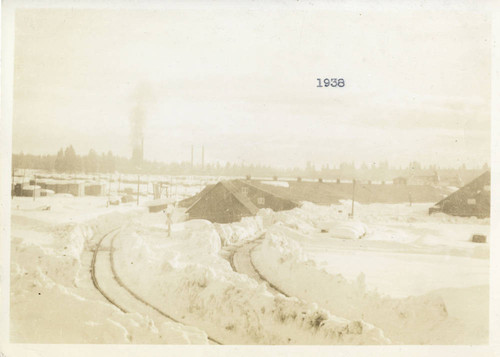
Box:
[12,145,489,181]
[13,146,119,174]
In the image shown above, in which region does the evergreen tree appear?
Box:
[64,145,78,172]
[86,149,99,173]
[55,149,64,172]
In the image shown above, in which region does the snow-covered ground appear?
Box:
[9,195,489,344]
[10,195,210,344]
[252,202,489,344]
[268,202,489,296]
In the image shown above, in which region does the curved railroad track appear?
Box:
[90,227,127,312]
[90,227,222,345]
[229,235,289,297]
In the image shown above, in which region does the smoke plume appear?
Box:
[129,83,154,167]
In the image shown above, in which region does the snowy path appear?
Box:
[90,228,221,345]
[229,235,289,297]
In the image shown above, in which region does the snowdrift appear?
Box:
[10,264,207,344]
[251,230,463,344]
[10,207,209,344]
[11,196,488,344]
[215,215,266,246]
[112,216,389,345]
[263,202,354,235]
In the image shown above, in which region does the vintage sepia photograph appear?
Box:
[1,1,498,355]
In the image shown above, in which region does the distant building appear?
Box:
[185,180,298,223]
[408,173,439,186]
[393,176,407,185]
[393,172,439,186]
[429,171,490,218]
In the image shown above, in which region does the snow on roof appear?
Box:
[220,181,259,215]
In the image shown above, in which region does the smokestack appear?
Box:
[129,83,154,171]
[191,145,194,168]
[202,145,205,170]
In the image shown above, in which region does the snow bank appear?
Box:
[12,195,487,344]
[267,202,489,257]
[11,208,145,287]
[112,220,389,345]
[267,202,350,235]
[11,206,211,344]
[252,231,458,344]
[10,263,208,344]
[11,238,82,287]
[175,220,222,254]
[215,215,265,246]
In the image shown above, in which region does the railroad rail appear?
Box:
[90,227,222,345]
[229,235,289,297]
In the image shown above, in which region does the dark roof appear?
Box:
[220,181,259,215]
[185,180,260,215]
[231,180,299,205]
[185,179,299,216]
[185,183,219,213]
[178,183,214,208]
[435,170,490,207]
[184,177,450,209]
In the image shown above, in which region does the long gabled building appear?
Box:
[429,171,490,218]
[185,180,298,223]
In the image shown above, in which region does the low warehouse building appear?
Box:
[85,183,106,196]
[44,180,59,193]
[21,185,41,197]
[67,181,85,196]
[40,189,55,197]
[186,180,298,223]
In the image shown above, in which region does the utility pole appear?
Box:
[107,174,111,207]
[191,145,194,170]
[201,145,205,171]
[137,174,140,206]
[351,179,356,218]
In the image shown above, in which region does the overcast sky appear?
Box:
[12,9,491,168]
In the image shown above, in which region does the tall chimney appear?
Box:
[201,145,205,170]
